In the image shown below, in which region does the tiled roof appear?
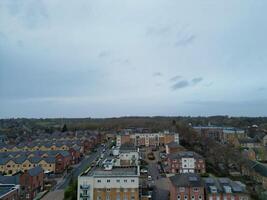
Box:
[28,166,43,176]
[167,151,203,160]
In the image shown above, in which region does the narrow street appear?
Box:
[42,145,104,199]
[148,163,170,200]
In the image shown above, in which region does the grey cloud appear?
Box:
[192,77,203,85]
[170,75,182,82]
[4,0,48,29]
[171,77,203,90]
[153,72,163,77]
[258,87,266,91]
[171,80,189,90]
[175,34,196,47]
[111,58,131,65]
[16,40,24,48]
[98,50,110,58]
[146,26,171,36]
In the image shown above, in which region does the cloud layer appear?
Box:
[1,0,267,117]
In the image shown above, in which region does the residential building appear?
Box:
[165,151,205,174]
[0,184,20,200]
[20,166,44,200]
[166,141,184,154]
[78,166,140,200]
[204,177,249,200]
[193,126,246,144]
[169,173,204,200]
[238,137,262,148]
[242,160,267,190]
[116,130,179,147]
[0,150,71,175]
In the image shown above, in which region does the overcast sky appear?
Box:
[1,0,267,118]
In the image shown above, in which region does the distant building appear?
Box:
[242,149,256,161]
[116,130,179,147]
[169,173,204,200]
[203,177,249,200]
[165,151,205,174]
[238,137,262,148]
[193,126,246,144]
[242,160,267,190]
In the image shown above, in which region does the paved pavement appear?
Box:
[41,190,64,200]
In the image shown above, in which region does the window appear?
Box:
[117,180,120,183]
[184,195,188,200]
[193,188,199,192]
[107,179,111,183]
[131,192,135,200]
[199,195,202,200]
[106,188,111,192]
[179,187,185,192]
[124,180,127,183]
[97,180,101,183]
[116,193,121,200]
[191,195,195,200]
[177,195,181,200]
[131,180,135,183]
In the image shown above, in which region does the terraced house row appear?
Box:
[0,139,96,153]
[0,150,73,175]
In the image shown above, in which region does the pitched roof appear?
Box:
[27,166,43,176]
[166,141,180,148]
[246,160,267,177]
[167,151,203,160]
[0,174,20,185]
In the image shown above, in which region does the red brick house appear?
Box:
[203,177,249,200]
[83,139,95,153]
[165,151,206,174]
[20,166,44,200]
[55,152,71,174]
[170,173,204,200]
[68,147,81,164]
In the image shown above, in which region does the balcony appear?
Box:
[80,185,90,189]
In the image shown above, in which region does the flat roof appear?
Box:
[83,166,139,177]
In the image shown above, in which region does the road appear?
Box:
[148,163,169,200]
[49,145,104,192]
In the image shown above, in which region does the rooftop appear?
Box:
[83,166,139,177]
[0,184,19,198]
[170,173,203,187]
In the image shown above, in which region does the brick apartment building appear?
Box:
[165,151,206,174]
[116,130,179,147]
[78,166,140,200]
[20,166,44,200]
[204,177,249,200]
[170,173,205,200]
